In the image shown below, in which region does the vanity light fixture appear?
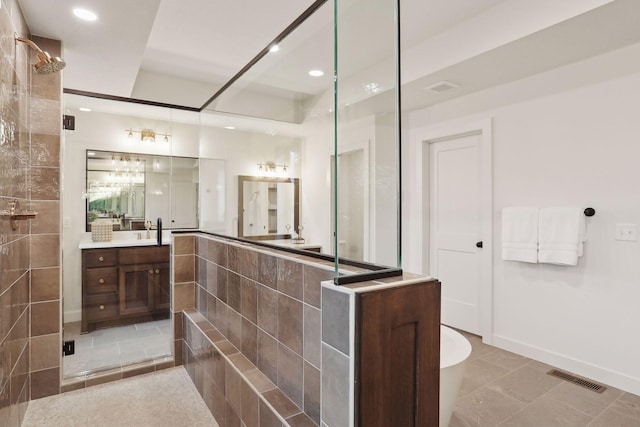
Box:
[125,129,171,143]
[257,161,288,176]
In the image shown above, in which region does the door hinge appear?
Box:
[62,340,75,356]
[63,114,75,130]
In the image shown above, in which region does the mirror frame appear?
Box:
[237,175,300,240]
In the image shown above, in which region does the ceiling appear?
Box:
[18,0,507,109]
[18,0,640,126]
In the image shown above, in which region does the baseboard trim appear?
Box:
[492,333,640,396]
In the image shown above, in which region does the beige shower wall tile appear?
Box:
[30,167,60,201]
[28,200,59,234]
[30,133,60,167]
[30,98,60,134]
[30,234,59,268]
[30,333,59,371]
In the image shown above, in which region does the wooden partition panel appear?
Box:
[356,280,441,427]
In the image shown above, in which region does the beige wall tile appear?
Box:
[28,200,59,234]
[31,267,59,302]
[31,300,60,336]
[241,380,259,427]
[30,234,59,268]
[277,343,303,409]
[30,134,60,167]
[277,258,303,300]
[173,235,194,255]
[30,367,59,399]
[172,282,195,312]
[30,333,59,371]
[173,254,194,283]
[278,294,302,356]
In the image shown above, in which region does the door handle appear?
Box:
[476,241,483,248]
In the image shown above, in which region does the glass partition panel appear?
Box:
[63,94,201,378]
[199,0,401,277]
[334,0,401,269]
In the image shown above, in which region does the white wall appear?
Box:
[404,43,640,395]
[199,125,302,237]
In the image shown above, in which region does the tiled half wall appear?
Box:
[173,233,441,427]
[172,233,334,426]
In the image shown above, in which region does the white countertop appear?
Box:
[79,230,172,249]
[259,239,322,251]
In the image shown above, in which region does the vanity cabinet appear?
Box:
[82,245,170,333]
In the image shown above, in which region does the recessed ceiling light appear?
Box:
[73,8,98,21]
[79,107,91,112]
[269,45,280,53]
[309,70,324,77]
[224,126,236,130]
[87,152,96,156]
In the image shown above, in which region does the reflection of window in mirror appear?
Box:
[86,150,200,231]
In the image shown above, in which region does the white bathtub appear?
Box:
[440,325,472,427]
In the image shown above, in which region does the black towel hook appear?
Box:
[584,207,595,217]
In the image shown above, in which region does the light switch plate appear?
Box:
[615,223,637,241]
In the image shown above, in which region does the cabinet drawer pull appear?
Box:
[99,304,105,310]
[98,256,104,262]
[99,278,105,284]
[149,269,154,274]
[155,269,160,274]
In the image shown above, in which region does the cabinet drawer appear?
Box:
[83,249,118,268]
[85,293,118,321]
[84,267,118,294]
[119,246,169,265]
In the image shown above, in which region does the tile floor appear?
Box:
[63,319,172,377]
[449,330,640,426]
[23,367,217,427]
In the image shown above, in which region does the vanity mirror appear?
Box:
[238,175,300,239]
[86,150,199,231]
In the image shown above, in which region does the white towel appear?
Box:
[501,207,540,263]
[538,207,586,266]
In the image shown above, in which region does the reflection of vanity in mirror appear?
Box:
[238,175,321,252]
[86,150,199,231]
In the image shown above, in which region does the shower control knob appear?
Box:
[476,241,483,248]
[99,278,105,284]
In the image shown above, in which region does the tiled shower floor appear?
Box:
[63,319,172,377]
[449,329,640,426]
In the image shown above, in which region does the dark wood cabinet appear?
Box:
[356,279,441,427]
[82,245,170,333]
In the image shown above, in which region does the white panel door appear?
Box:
[171,182,198,228]
[429,133,482,334]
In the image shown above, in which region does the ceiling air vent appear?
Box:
[547,369,606,393]
[425,80,459,93]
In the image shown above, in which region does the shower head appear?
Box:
[15,35,66,74]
